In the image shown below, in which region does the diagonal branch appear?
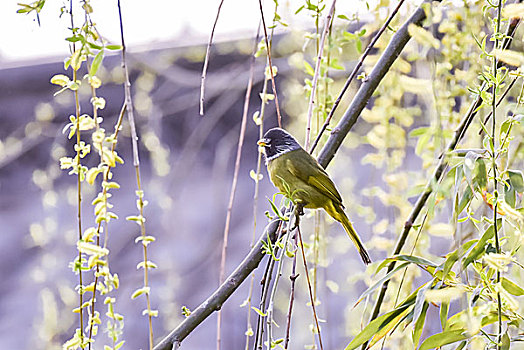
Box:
[153,220,282,350]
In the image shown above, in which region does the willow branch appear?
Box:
[305,0,336,150]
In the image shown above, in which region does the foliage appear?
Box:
[12,0,524,349]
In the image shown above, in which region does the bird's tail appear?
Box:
[328,204,371,265]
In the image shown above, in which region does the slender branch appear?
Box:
[216,24,258,350]
[478,77,517,135]
[200,0,226,116]
[305,0,336,150]
[153,220,282,350]
[257,0,283,127]
[68,0,85,344]
[296,223,324,350]
[266,216,294,350]
[309,0,407,154]
[118,0,140,168]
[284,233,298,350]
[118,1,154,348]
[492,1,503,348]
[244,25,264,350]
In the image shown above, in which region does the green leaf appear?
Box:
[345,304,413,350]
[355,262,409,306]
[463,225,494,268]
[377,255,438,272]
[501,277,524,296]
[409,127,429,137]
[457,186,473,214]
[440,302,449,329]
[251,306,267,317]
[418,329,468,350]
[90,50,104,76]
[412,301,429,347]
[131,286,150,299]
[508,170,524,192]
[106,44,123,50]
[346,285,423,350]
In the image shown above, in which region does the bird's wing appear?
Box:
[286,150,343,205]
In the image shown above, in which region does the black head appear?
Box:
[257,128,302,160]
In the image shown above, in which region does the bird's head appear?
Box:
[257,127,301,161]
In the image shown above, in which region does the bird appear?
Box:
[257,127,371,265]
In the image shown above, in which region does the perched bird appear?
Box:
[257,127,371,265]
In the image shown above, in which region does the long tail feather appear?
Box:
[326,203,371,265]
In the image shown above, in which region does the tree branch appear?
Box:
[153,219,282,350]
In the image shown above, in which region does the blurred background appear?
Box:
[2,0,523,349]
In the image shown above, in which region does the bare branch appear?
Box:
[305,0,336,150]
[200,0,226,116]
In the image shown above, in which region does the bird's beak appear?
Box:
[257,138,269,147]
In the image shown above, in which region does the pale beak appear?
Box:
[257,138,270,147]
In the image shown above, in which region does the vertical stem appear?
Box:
[136,167,154,350]
[296,224,324,350]
[257,0,282,127]
[69,0,84,343]
[492,0,503,347]
[117,1,154,349]
[73,66,85,345]
[305,0,336,150]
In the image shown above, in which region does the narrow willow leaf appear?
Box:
[418,329,467,350]
[355,262,409,306]
[90,50,104,76]
[346,285,423,350]
[501,277,524,296]
[412,301,429,347]
[463,225,494,268]
[131,286,150,299]
[376,255,437,273]
[368,306,412,348]
[440,302,449,329]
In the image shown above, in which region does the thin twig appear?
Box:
[257,0,283,127]
[253,244,279,350]
[68,0,85,344]
[305,0,336,150]
[244,24,263,350]
[200,0,226,116]
[309,0,407,154]
[118,0,140,168]
[266,215,294,350]
[284,233,299,349]
[216,23,258,350]
[296,223,324,350]
[118,1,154,348]
[478,77,518,135]
[153,220,282,350]
[492,1,503,347]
